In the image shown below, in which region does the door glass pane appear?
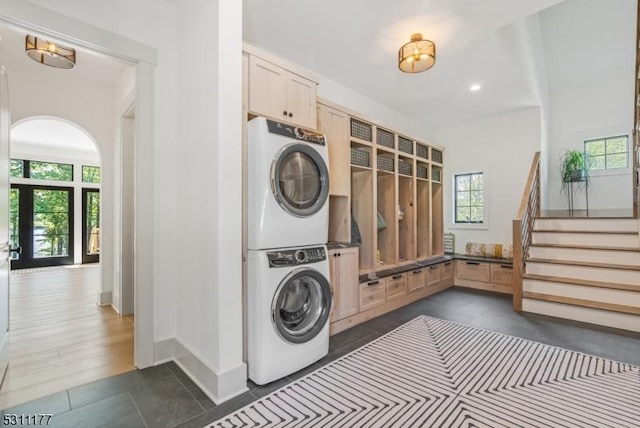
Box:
[32,189,70,258]
[86,191,100,255]
[278,152,320,209]
[10,159,24,178]
[278,276,322,336]
[9,189,19,260]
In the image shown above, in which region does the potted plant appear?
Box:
[559,149,589,189]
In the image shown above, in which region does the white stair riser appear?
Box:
[531,232,639,248]
[534,218,638,233]
[526,261,640,286]
[523,279,640,307]
[528,246,640,266]
[522,299,640,332]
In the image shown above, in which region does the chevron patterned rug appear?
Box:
[209,316,640,427]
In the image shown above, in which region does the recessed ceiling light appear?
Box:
[469,84,482,92]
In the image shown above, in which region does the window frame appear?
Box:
[451,171,489,230]
[584,135,630,174]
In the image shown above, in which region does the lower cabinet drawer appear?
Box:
[440,261,453,280]
[456,260,490,282]
[426,264,440,285]
[407,269,425,293]
[359,278,386,312]
[491,264,514,287]
[386,274,407,301]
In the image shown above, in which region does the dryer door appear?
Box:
[270,143,329,217]
[271,267,332,344]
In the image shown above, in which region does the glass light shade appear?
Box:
[398,33,435,73]
[25,35,76,69]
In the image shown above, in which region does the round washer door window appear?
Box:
[272,268,332,344]
[271,143,329,217]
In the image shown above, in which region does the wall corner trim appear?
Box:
[97,290,112,306]
[153,338,248,405]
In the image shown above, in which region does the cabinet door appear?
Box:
[286,73,317,129]
[329,247,359,322]
[426,265,440,286]
[318,104,350,196]
[248,56,288,122]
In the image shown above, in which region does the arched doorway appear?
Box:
[9,117,101,269]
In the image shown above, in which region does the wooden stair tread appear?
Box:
[536,216,635,220]
[522,292,640,316]
[526,257,640,271]
[532,229,637,235]
[529,243,640,252]
[523,273,640,292]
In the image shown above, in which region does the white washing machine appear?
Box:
[247,117,330,250]
[247,245,332,385]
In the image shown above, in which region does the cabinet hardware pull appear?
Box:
[466,261,480,265]
[412,270,422,274]
[430,266,438,270]
[367,281,380,286]
[392,274,402,279]
[444,262,451,266]
[500,265,513,269]
[283,110,288,116]
[288,112,293,118]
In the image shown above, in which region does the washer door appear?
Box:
[270,143,329,217]
[272,268,332,344]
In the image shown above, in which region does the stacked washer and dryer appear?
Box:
[246,117,332,385]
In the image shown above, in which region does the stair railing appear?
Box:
[513,151,541,311]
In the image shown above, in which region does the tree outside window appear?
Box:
[455,172,484,224]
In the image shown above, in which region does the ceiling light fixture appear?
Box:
[398,33,436,73]
[25,35,76,69]
[470,84,482,92]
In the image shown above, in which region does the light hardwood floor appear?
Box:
[0,265,134,410]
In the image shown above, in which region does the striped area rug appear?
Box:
[209,316,640,427]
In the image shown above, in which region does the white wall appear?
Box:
[8,61,116,298]
[546,74,634,213]
[436,107,541,253]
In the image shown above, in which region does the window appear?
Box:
[82,166,101,184]
[29,161,73,181]
[455,172,484,224]
[584,135,629,170]
[10,159,24,178]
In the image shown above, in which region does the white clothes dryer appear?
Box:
[247,117,330,250]
[247,245,332,385]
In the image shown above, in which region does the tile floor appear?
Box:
[2,288,639,428]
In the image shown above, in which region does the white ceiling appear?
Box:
[12,118,99,161]
[244,0,636,129]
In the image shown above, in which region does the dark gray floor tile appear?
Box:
[166,361,199,391]
[2,390,70,416]
[329,323,375,352]
[186,387,216,411]
[317,333,377,367]
[359,316,403,334]
[47,392,144,428]
[130,372,204,428]
[68,365,173,409]
[172,391,256,428]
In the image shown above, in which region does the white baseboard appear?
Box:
[154,338,248,404]
[97,290,112,306]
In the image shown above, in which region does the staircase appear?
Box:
[521,217,640,332]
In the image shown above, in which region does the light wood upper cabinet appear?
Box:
[318,103,350,196]
[248,56,317,129]
[328,247,359,322]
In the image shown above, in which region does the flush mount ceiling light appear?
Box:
[25,35,76,69]
[398,33,436,73]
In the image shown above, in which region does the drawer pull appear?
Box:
[430,266,438,270]
[412,270,423,274]
[500,265,513,269]
[444,262,452,266]
[366,280,380,286]
[392,274,403,279]
[466,261,480,265]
